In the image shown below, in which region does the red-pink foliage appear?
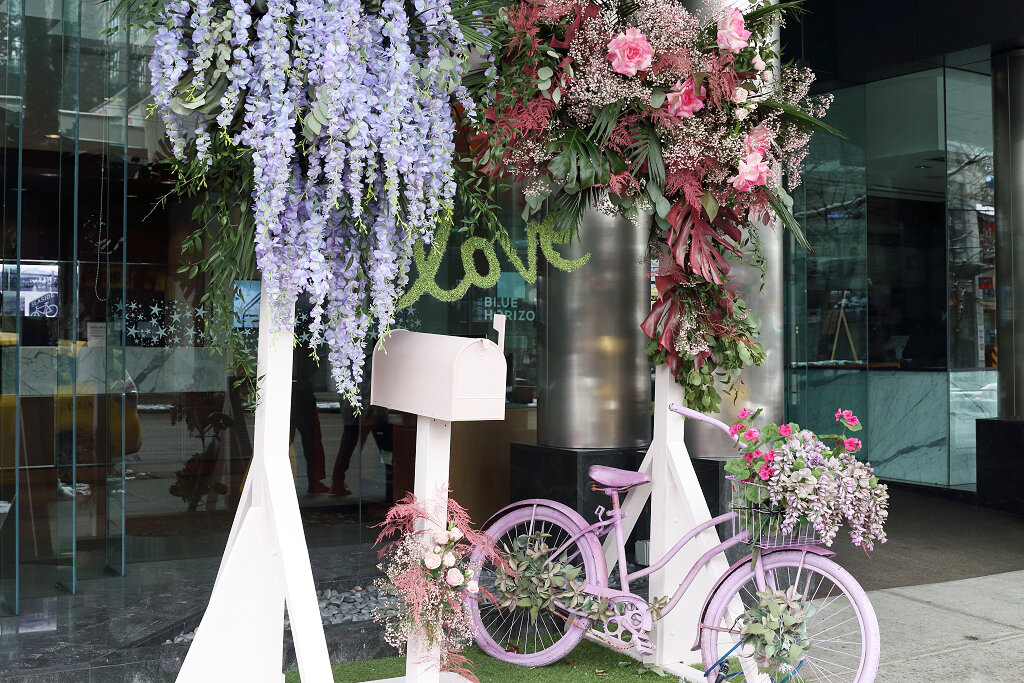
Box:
[705,53,740,108]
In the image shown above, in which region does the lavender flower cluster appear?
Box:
[149,0,470,404]
[767,430,889,550]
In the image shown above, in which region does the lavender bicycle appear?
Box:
[469,404,880,682]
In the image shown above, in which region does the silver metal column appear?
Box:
[537,208,651,448]
[993,47,1024,419]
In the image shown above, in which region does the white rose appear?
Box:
[442,551,457,567]
[423,552,442,570]
[432,530,450,545]
[752,55,767,71]
[445,568,464,587]
[732,87,749,104]
[761,70,774,83]
[449,526,464,542]
[735,107,750,121]
[466,580,479,594]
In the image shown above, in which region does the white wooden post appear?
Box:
[176,277,333,683]
[601,366,765,683]
[369,317,506,683]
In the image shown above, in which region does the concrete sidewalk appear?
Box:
[870,570,1024,682]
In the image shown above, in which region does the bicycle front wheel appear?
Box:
[468,504,603,667]
[700,551,880,683]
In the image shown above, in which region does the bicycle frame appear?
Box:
[548,402,751,618]
[552,486,752,620]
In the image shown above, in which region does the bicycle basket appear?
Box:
[727,475,822,549]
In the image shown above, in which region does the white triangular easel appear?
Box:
[177,277,333,683]
[601,366,765,683]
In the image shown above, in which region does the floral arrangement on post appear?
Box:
[724,408,889,550]
[121,0,496,404]
[467,0,838,410]
[372,493,501,681]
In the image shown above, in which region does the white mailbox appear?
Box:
[370,329,506,421]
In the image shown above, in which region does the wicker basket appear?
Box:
[727,475,822,549]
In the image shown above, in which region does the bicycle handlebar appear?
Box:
[668,403,735,437]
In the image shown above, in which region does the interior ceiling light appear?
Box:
[40,172,58,177]
[44,134,60,139]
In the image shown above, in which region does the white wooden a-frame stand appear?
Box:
[177,278,333,683]
[367,316,507,683]
[602,365,765,683]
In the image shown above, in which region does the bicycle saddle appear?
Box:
[588,465,651,491]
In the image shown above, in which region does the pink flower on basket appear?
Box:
[717,7,752,52]
[665,77,706,118]
[743,427,761,441]
[423,552,442,570]
[744,124,773,156]
[445,568,464,587]
[737,408,752,419]
[779,424,792,437]
[845,438,863,453]
[606,28,653,76]
[758,464,775,481]
[730,153,769,192]
[732,87,749,104]
[729,422,744,437]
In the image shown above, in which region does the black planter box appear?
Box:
[977,418,1024,513]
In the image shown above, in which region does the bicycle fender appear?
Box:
[690,545,836,651]
[482,499,608,579]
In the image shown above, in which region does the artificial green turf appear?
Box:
[284,639,688,682]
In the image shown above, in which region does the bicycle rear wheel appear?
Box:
[700,551,879,682]
[468,504,603,667]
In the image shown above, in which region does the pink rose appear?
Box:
[744,124,772,156]
[845,438,862,453]
[445,568,464,587]
[778,424,792,437]
[606,28,653,76]
[442,551,457,568]
[729,423,744,437]
[743,428,761,442]
[732,87,749,104]
[738,408,752,419]
[717,7,751,52]
[432,529,450,545]
[423,552,442,570]
[730,153,769,192]
[758,464,775,481]
[847,415,860,427]
[665,78,706,119]
[465,580,479,594]
[752,54,767,71]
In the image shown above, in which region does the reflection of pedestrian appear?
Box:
[291,349,327,493]
[330,402,362,497]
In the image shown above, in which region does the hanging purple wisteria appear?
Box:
[149,0,480,404]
